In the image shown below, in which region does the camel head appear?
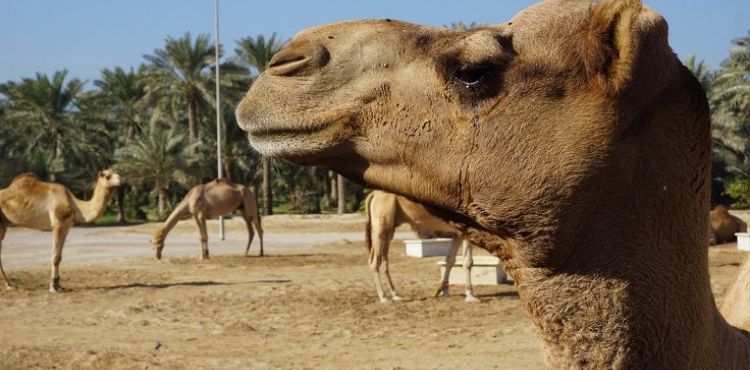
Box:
[236,0,710,267]
[97,169,122,191]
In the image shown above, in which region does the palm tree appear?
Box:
[94,65,152,222]
[114,123,200,219]
[144,32,217,142]
[0,70,87,181]
[234,33,286,215]
[446,21,489,31]
[684,54,715,94]
[710,31,750,204]
[95,65,149,139]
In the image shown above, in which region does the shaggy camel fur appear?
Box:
[152,178,263,260]
[0,170,121,292]
[365,190,478,303]
[709,205,747,245]
[236,0,750,367]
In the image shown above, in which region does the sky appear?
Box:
[1,0,747,86]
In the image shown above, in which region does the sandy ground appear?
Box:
[0,213,747,370]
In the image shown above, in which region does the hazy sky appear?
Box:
[1,0,747,86]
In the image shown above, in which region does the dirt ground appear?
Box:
[0,214,747,370]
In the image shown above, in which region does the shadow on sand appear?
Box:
[93,279,293,291]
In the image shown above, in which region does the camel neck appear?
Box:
[72,183,112,223]
[510,240,750,369]
[721,256,750,331]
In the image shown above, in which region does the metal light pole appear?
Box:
[215,0,225,240]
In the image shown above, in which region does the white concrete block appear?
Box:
[737,232,750,251]
[438,256,509,285]
[404,238,453,257]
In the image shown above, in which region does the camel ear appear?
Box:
[578,0,667,94]
[98,170,104,178]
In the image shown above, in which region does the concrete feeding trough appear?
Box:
[404,238,454,257]
[737,232,750,251]
[438,255,510,285]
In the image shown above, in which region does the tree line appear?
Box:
[0,32,365,222]
[685,31,750,208]
[0,28,748,223]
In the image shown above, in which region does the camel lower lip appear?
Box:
[245,121,330,140]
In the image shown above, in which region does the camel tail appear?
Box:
[364,192,375,252]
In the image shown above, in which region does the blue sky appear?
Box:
[1,0,747,86]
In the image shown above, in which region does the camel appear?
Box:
[236,0,750,367]
[152,178,263,260]
[709,204,747,245]
[365,190,478,303]
[0,170,121,292]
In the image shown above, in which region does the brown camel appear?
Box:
[0,170,121,292]
[236,0,750,367]
[709,204,747,245]
[365,190,478,303]
[152,178,263,260]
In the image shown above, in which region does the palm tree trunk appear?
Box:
[187,99,198,142]
[322,170,333,209]
[224,155,234,182]
[337,174,346,214]
[157,186,168,219]
[116,186,126,223]
[262,159,273,215]
[310,167,321,214]
[330,171,338,206]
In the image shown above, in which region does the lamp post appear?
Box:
[215,0,225,240]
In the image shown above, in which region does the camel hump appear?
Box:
[713,204,729,214]
[213,178,231,184]
[10,172,41,185]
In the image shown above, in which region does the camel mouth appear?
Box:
[247,129,339,163]
[245,122,329,140]
[244,112,353,160]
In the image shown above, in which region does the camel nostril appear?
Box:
[267,42,330,77]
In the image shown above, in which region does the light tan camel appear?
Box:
[709,204,747,245]
[236,0,750,367]
[365,190,478,303]
[0,170,121,292]
[152,178,263,260]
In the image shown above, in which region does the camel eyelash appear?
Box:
[454,64,494,88]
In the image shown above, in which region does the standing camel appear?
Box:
[365,190,478,303]
[152,178,263,260]
[236,0,750,367]
[709,204,747,245]
[0,170,121,292]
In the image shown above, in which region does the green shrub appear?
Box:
[724,178,750,208]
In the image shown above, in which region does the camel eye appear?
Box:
[454,64,492,87]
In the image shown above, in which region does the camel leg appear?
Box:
[435,236,462,298]
[244,215,255,257]
[253,216,264,257]
[461,240,479,302]
[194,213,209,260]
[369,233,389,303]
[243,195,264,257]
[0,224,13,290]
[240,206,257,257]
[369,224,401,303]
[381,239,403,302]
[49,220,72,293]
